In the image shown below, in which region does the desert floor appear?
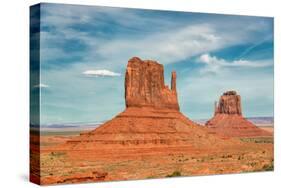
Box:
[30,125,274,185]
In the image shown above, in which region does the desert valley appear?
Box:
[30,57,273,185]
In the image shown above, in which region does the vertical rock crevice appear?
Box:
[171,71,177,92]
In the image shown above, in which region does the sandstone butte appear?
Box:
[206,90,272,138]
[61,57,235,150]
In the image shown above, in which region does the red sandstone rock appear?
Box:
[215,91,242,115]
[62,57,230,149]
[125,57,179,110]
[206,90,271,138]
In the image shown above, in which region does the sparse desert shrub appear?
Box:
[50,151,66,157]
[262,163,274,171]
[248,162,257,167]
[146,175,156,179]
[183,158,189,161]
[222,154,232,159]
[166,171,181,177]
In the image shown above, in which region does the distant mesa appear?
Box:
[206,90,271,138]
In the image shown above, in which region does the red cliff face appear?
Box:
[207,90,271,138]
[125,57,179,110]
[215,91,242,115]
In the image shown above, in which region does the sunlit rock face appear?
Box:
[215,91,242,115]
[125,57,179,111]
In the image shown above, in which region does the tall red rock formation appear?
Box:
[63,57,231,150]
[215,91,242,115]
[206,90,271,138]
[125,57,179,110]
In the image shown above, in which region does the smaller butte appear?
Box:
[206,90,271,138]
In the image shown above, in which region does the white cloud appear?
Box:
[95,24,229,65]
[82,69,121,77]
[33,83,49,88]
[197,53,272,74]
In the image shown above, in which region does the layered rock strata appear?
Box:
[206,91,271,138]
[125,57,179,110]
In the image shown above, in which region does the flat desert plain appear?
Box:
[30,123,273,185]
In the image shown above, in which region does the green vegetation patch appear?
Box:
[166,171,182,177]
[240,137,273,144]
[262,163,274,171]
[49,151,66,157]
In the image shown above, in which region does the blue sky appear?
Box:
[35,3,273,125]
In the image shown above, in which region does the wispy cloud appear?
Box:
[40,4,273,69]
[237,35,273,59]
[33,83,49,88]
[82,69,121,77]
[96,24,226,65]
[197,53,272,74]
